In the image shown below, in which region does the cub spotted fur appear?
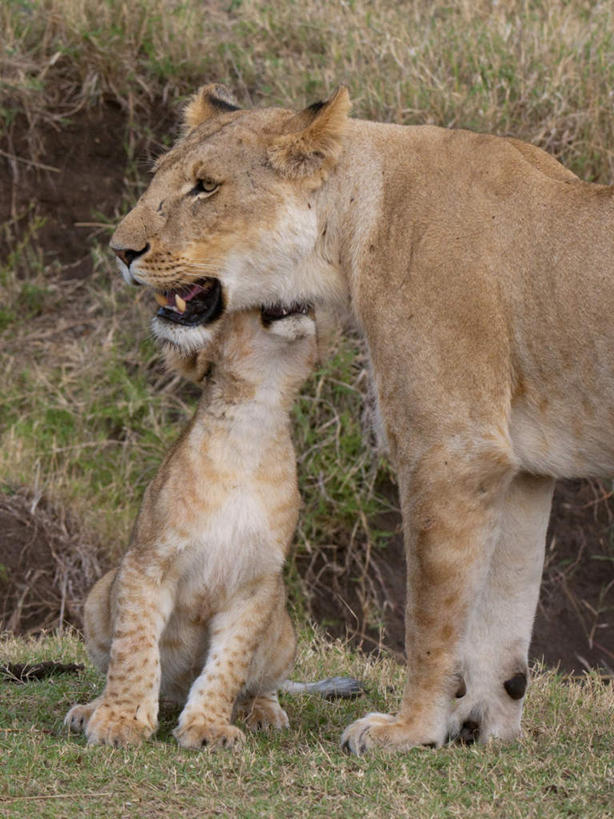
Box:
[65,308,357,749]
[109,84,614,754]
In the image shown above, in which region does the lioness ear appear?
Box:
[267,86,351,178]
[183,83,241,132]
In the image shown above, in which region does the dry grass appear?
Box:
[2,0,613,180]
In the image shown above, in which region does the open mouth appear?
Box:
[261,302,312,324]
[154,278,223,327]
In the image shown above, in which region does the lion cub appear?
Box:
[66,308,318,749]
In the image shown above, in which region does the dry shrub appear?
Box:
[1,0,613,180]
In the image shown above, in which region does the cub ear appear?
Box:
[182,83,241,132]
[267,86,351,178]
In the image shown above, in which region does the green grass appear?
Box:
[1,631,613,818]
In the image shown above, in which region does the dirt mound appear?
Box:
[0,488,103,634]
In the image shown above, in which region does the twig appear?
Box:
[1,662,84,683]
[0,148,60,174]
[0,793,113,803]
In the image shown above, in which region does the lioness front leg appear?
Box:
[449,473,554,744]
[81,558,173,747]
[174,578,279,751]
[342,438,515,754]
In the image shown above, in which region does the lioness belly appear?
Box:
[510,391,614,478]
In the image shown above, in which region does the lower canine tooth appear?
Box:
[155,292,167,308]
[175,295,187,313]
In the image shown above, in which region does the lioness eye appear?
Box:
[191,178,219,196]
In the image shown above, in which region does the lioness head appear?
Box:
[111,84,351,355]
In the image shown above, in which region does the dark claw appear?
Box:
[459,720,480,745]
[341,739,351,754]
[504,672,527,700]
[222,737,227,747]
[201,738,208,747]
[455,678,467,698]
[422,742,437,749]
[358,743,367,755]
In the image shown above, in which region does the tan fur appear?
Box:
[65,310,316,748]
[110,86,614,753]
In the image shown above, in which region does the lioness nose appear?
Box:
[112,243,150,268]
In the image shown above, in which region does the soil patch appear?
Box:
[0,488,103,634]
[1,102,175,279]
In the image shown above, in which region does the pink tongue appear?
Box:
[166,283,204,306]
[183,283,204,301]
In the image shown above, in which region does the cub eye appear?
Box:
[190,178,219,196]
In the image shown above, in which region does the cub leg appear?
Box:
[341,438,515,754]
[449,473,554,744]
[173,577,280,750]
[235,601,296,731]
[65,569,116,734]
[81,557,174,747]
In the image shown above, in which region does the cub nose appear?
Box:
[112,243,150,268]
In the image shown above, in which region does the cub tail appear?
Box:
[280,676,365,700]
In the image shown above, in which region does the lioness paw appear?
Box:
[85,702,156,747]
[340,712,443,756]
[174,719,245,751]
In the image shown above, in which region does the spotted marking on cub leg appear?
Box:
[503,671,527,700]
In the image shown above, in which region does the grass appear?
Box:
[1,0,613,180]
[1,630,613,818]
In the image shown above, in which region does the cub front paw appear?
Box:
[65,702,98,734]
[244,697,289,732]
[85,701,157,747]
[340,712,442,756]
[174,718,245,751]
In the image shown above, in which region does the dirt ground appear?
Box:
[1,106,613,674]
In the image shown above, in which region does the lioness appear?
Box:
[109,84,614,754]
[65,307,360,748]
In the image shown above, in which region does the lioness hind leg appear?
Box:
[448,474,554,744]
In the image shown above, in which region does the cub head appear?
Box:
[182,306,318,402]
[110,84,351,356]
